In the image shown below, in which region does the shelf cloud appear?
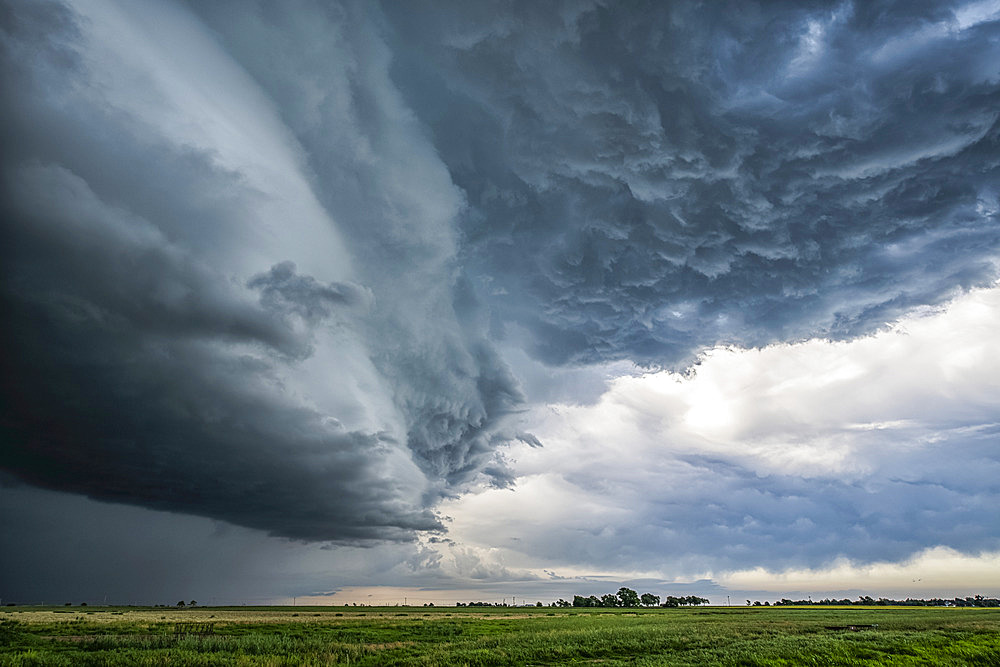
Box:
[1,0,998,600]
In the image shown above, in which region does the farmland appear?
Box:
[1,605,999,665]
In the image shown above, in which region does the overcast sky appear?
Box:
[2,0,999,605]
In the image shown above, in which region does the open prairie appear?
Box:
[2,605,999,665]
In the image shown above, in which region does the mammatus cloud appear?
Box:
[385,0,1000,366]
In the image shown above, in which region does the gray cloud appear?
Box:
[0,482,728,605]
[249,261,372,326]
[2,0,999,591]
[186,0,528,487]
[447,411,1000,578]
[383,0,1000,366]
[0,0,522,542]
[0,483,448,604]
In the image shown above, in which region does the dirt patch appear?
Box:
[362,641,416,651]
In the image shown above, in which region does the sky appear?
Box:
[1,0,999,606]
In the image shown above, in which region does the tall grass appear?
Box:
[2,606,998,665]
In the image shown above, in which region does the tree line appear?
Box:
[459,591,999,609]
[768,595,1000,608]
[558,588,709,608]
[456,588,709,609]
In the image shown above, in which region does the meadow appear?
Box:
[1,604,999,665]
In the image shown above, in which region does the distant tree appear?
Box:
[617,588,640,608]
[600,593,619,607]
[536,601,543,607]
[190,601,196,607]
[176,601,185,607]
[640,593,659,607]
[64,602,72,606]
[80,602,87,607]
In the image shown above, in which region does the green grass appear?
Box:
[1,606,998,665]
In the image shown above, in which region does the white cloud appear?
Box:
[722,547,1000,596]
[954,0,1000,31]
[440,285,1000,578]
[871,0,1000,66]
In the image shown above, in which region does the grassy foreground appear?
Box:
[1,605,999,665]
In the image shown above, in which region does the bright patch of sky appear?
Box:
[438,285,1000,583]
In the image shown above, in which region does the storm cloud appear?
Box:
[0,0,522,542]
[385,0,1000,365]
[1,0,999,597]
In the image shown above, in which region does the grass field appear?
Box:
[1,605,999,665]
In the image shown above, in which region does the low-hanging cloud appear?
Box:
[0,0,523,542]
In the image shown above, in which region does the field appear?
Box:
[2,605,999,665]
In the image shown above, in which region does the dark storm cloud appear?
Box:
[0,483,447,604]
[0,167,436,538]
[249,261,372,326]
[0,0,521,541]
[186,0,528,485]
[382,0,1000,366]
[2,0,999,570]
